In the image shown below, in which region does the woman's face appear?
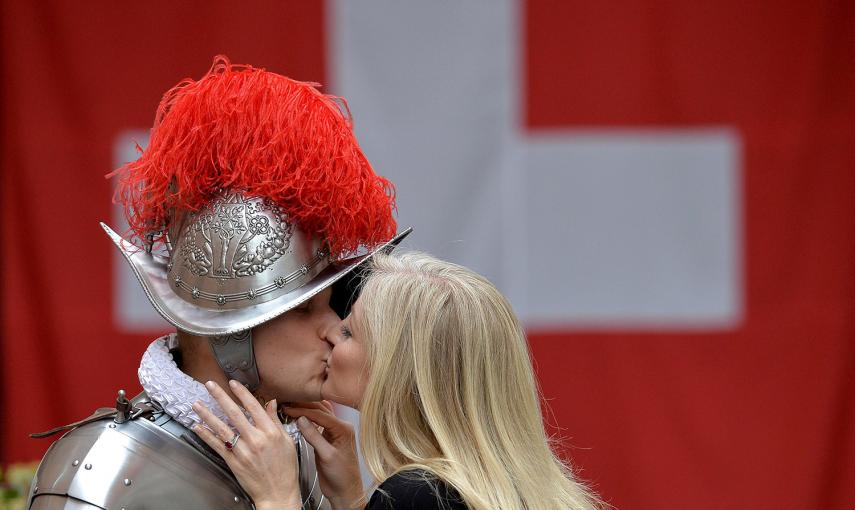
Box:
[320,296,369,409]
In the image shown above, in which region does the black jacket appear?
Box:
[367,470,468,509]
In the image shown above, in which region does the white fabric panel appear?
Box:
[519,130,742,329]
[329,0,518,289]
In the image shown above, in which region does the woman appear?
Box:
[193,252,601,509]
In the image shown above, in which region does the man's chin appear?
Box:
[273,385,324,404]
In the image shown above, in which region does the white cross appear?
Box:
[114,0,741,332]
[330,0,741,330]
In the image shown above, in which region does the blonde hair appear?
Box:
[357,252,601,510]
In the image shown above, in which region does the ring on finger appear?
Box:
[224,431,241,451]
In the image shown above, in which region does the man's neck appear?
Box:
[175,331,241,403]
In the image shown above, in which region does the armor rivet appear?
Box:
[72,459,80,466]
[109,423,117,428]
[33,486,39,494]
[275,276,286,288]
[224,362,235,372]
[300,265,309,275]
[84,463,92,470]
[217,295,226,306]
[192,287,200,299]
[239,360,249,370]
[234,496,240,503]
[148,415,156,421]
[247,289,256,300]
[124,478,132,486]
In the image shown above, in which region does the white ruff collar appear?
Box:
[138,334,231,429]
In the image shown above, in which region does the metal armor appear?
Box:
[27,392,330,510]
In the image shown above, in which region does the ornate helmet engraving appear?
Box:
[177,193,292,279]
[168,192,330,310]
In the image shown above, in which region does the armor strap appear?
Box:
[209,330,260,391]
[30,393,160,439]
[30,408,117,439]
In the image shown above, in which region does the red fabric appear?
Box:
[526,1,855,509]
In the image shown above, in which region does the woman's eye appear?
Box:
[341,325,352,338]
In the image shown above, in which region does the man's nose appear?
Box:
[317,306,342,345]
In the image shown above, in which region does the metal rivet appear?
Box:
[148,415,156,421]
[239,360,249,370]
[109,423,116,428]
[234,496,240,503]
[72,460,80,466]
[224,362,235,372]
[84,463,92,470]
[124,479,132,486]
[33,486,39,494]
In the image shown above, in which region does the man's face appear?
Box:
[252,287,338,403]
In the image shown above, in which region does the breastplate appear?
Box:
[27,392,330,510]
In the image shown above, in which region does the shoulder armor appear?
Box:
[28,394,252,509]
[28,392,330,510]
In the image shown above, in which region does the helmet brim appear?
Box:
[102,222,412,336]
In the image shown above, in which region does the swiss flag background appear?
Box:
[2,2,854,509]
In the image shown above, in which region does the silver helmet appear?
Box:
[104,191,410,390]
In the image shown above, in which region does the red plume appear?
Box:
[110,55,397,258]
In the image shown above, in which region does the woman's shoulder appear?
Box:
[366,469,468,509]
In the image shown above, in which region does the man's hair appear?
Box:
[356,252,602,510]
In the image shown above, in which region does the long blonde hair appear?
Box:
[357,252,601,510]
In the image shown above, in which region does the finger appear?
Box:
[204,381,254,436]
[287,401,333,413]
[296,416,335,459]
[282,407,348,434]
[265,399,280,423]
[321,400,335,413]
[192,402,233,442]
[192,423,228,457]
[228,380,279,434]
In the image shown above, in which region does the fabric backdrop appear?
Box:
[2,2,853,509]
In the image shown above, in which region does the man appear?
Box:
[26,56,409,509]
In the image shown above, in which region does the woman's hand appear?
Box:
[283,402,365,510]
[192,380,301,510]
